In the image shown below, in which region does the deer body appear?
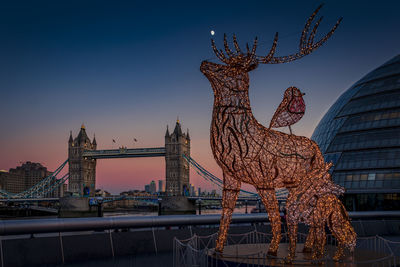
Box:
[200,5,342,255]
[207,75,324,188]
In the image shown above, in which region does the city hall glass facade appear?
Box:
[312,55,400,211]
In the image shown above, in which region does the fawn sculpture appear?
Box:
[286,165,356,262]
[200,5,342,255]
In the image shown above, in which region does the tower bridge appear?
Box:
[68,120,190,197]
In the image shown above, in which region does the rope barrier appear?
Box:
[174,229,400,266]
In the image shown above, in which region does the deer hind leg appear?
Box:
[303,227,316,253]
[312,224,326,260]
[215,174,241,253]
[329,215,344,261]
[333,243,345,262]
[257,189,281,256]
[329,210,356,261]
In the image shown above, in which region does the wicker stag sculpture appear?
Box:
[200,5,342,256]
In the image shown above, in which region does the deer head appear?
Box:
[201,5,342,97]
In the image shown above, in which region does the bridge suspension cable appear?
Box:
[182,154,288,200]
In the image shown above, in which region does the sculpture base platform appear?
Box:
[207,243,389,266]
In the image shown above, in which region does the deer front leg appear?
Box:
[257,189,281,256]
[312,225,326,260]
[215,175,241,253]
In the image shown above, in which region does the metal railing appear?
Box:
[2,211,400,236]
[1,213,400,267]
[0,214,269,236]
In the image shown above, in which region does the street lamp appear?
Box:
[198,199,202,215]
[96,197,103,217]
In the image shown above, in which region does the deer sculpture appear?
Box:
[200,5,342,256]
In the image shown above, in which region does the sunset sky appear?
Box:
[0,1,399,194]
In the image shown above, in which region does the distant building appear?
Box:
[158,180,165,193]
[145,184,150,193]
[0,170,23,194]
[200,190,207,196]
[198,187,201,197]
[95,189,111,197]
[120,190,151,197]
[149,180,156,194]
[189,184,196,196]
[9,161,51,190]
[0,170,6,190]
[0,161,65,197]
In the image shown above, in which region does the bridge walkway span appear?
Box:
[82,147,166,159]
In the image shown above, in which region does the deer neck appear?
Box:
[213,90,252,115]
[211,89,257,137]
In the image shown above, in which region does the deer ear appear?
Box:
[247,63,258,71]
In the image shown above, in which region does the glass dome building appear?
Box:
[312,55,400,211]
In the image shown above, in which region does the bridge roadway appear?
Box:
[82,147,166,159]
[0,198,60,202]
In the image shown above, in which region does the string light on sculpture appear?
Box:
[200,4,343,257]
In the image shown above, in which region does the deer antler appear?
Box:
[211,34,258,68]
[258,4,342,64]
[232,34,242,54]
[223,34,234,57]
[259,32,279,63]
[211,39,228,63]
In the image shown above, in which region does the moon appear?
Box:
[210,30,215,36]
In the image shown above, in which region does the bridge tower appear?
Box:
[165,119,190,196]
[68,124,97,197]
